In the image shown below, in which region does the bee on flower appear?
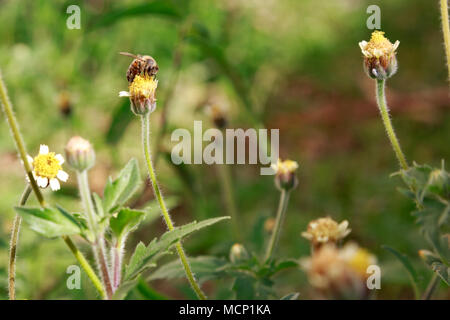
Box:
[26,144,69,191]
[119,74,158,115]
[302,217,351,250]
[271,158,299,191]
[359,30,400,80]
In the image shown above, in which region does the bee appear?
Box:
[119,52,159,83]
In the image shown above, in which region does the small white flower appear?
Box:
[27,144,69,191]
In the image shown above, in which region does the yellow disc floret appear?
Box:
[32,152,62,179]
[129,74,158,100]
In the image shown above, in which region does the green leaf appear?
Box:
[15,206,81,238]
[124,216,230,281]
[103,158,141,214]
[148,256,229,284]
[110,208,146,240]
[281,292,300,300]
[383,245,421,298]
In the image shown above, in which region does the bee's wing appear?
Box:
[119,52,139,58]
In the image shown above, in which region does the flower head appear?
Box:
[300,243,376,299]
[65,136,96,172]
[340,242,377,278]
[271,158,299,191]
[302,217,351,248]
[26,144,68,191]
[119,74,158,115]
[359,31,399,80]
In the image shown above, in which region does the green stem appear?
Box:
[440,0,450,81]
[422,273,440,300]
[0,70,105,299]
[141,113,206,300]
[8,185,32,300]
[77,170,113,299]
[265,189,290,261]
[375,79,409,170]
[217,163,241,241]
[62,236,106,299]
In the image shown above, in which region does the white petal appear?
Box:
[55,154,65,165]
[37,176,48,188]
[358,41,367,51]
[27,155,34,166]
[393,40,400,51]
[39,144,49,155]
[57,170,69,182]
[119,91,131,97]
[50,178,60,191]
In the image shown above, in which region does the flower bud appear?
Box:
[229,243,249,264]
[271,158,299,191]
[65,136,95,172]
[359,31,399,80]
[119,74,158,115]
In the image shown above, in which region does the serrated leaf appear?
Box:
[148,256,229,284]
[124,217,230,281]
[15,206,81,238]
[103,158,141,214]
[110,208,146,241]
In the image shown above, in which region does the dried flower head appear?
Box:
[119,74,158,115]
[65,136,96,172]
[271,158,299,191]
[26,144,68,191]
[302,217,351,247]
[359,31,399,80]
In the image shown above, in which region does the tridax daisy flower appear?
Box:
[271,158,299,191]
[359,30,399,80]
[302,217,351,248]
[300,243,375,299]
[26,144,68,191]
[119,74,158,115]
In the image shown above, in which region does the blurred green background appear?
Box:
[0,0,449,299]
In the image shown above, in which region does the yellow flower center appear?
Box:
[33,152,61,179]
[129,74,157,99]
[365,31,395,58]
[347,248,374,277]
[276,159,299,174]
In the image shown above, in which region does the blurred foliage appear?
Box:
[0,0,449,299]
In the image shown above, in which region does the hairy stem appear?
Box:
[375,79,409,170]
[0,69,105,298]
[112,241,124,290]
[8,185,32,300]
[265,189,290,261]
[440,0,450,80]
[77,170,113,299]
[62,236,106,299]
[422,273,440,300]
[141,113,206,300]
